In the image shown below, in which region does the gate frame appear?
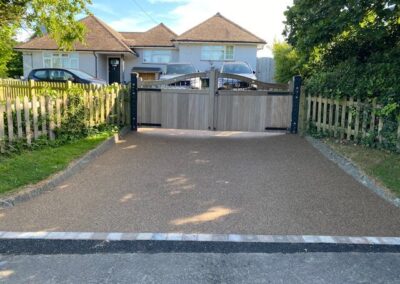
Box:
[130,71,302,134]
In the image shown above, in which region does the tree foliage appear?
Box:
[272,41,301,83]
[0,0,91,78]
[283,0,400,108]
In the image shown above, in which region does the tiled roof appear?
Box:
[120,24,177,47]
[174,13,266,44]
[15,15,133,53]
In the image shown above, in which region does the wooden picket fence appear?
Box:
[0,80,130,153]
[306,94,400,150]
[0,79,97,101]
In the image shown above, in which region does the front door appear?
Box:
[108,58,121,84]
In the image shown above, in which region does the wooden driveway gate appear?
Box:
[130,70,301,133]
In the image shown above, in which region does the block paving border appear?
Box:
[0,231,399,246]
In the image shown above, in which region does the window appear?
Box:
[43,52,79,68]
[143,50,171,63]
[201,45,234,61]
[33,70,48,79]
[49,70,75,81]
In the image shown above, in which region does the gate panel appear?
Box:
[138,90,162,126]
[161,89,209,130]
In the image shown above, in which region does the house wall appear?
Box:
[22,51,43,78]
[177,44,258,72]
[123,48,179,82]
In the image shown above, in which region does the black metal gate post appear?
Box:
[290,75,302,134]
[130,72,138,131]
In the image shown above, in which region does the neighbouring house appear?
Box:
[15,13,266,84]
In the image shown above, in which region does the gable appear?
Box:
[174,13,266,44]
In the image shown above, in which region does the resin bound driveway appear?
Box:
[1,128,400,236]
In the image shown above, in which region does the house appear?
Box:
[15,13,266,84]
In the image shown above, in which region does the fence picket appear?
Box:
[32,95,39,139]
[15,97,23,138]
[56,98,62,128]
[48,97,55,140]
[0,104,4,152]
[334,99,340,137]
[378,116,383,144]
[397,120,400,151]
[361,103,368,138]
[23,96,31,145]
[40,96,47,136]
[346,97,354,140]
[6,99,13,142]
[322,98,327,131]
[354,99,360,139]
[370,99,376,132]
[340,98,347,139]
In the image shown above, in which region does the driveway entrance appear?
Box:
[0,129,399,236]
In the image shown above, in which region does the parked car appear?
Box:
[27,68,107,85]
[218,61,257,90]
[160,63,200,88]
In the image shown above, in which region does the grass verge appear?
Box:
[324,139,400,198]
[0,132,112,195]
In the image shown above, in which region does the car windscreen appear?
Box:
[166,65,196,75]
[222,64,252,74]
[67,69,96,80]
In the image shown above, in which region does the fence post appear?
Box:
[208,69,217,130]
[130,72,138,131]
[290,75,302,134]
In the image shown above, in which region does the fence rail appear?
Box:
[0,80,130,153]
[306,94,400,150]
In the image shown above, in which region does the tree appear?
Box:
[272,41,301,83]
[0,0,91,78]
[283,0,400,106]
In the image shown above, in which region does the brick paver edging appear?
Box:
[305,136,400,208]
[0,127,130,209]
[0,231,399,245]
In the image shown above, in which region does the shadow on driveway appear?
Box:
[1,128,399,236]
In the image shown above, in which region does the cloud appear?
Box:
[108,17,152,32]
[167,0,293,44]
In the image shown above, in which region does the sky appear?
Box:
[18,0,293,56]
[90,0,293,47]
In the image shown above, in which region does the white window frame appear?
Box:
[201,45,235,61]
[142,50,172,64]
[43,52,79,69]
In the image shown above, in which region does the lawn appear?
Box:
[0,132,112,195]
[325,139,400,198]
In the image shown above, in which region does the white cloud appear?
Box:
[168,0,293,45]
[108,17,151,32]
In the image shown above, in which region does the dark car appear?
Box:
[28,68,107,85]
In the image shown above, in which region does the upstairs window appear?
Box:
[43,52,79,69]
[143,50,172,63]
[201,45,234,61]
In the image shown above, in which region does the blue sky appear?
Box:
[88,0,293,46]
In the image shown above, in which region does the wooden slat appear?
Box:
[40,96,47,136]
[48,97,55,140]
[361,103,368,138]
[354,99,360,139]
[317,96,322,131]
[334,99,340,138]
[322,98,328,131]
[23,96,31,145]
[397,119,400,152]
[15,97,23,138]
[340,98,347,139]
[56,98,62,128]
[306,94,311,130]
[328,98,333,134]
[346,97,354,140]
[89,90,94,127]
[311,96,317,124]
[105,92,111,124]
[32,95,39,139]
[6,98,13,142]
[0,104,5,152]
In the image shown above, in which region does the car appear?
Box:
[218,61,257,90]
[160,63,200,88]
[27,68,107,85]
